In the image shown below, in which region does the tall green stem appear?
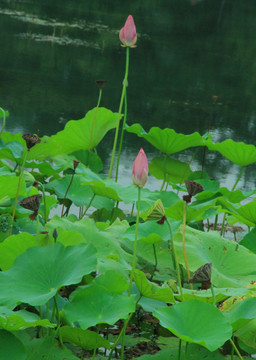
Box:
[108,47,129,179]
[9,149,28,235]
[182,202,192,289]
[61,172,76,217]
[128,186,141,295]
[221,166,244,236]
[229,338,243,360]
[0,107,6,138]
[115,89,127,182]
[160,155,168,192]
[166,219,184,301]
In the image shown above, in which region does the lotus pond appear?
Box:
[2,11,256,360]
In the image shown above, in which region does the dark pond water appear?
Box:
[1,0,256,189]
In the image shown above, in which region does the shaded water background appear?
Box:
[1,0,256,190]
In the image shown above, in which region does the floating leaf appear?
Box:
[153,300,232,351]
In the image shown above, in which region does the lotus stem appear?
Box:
[92,325,100,360]
[129,186,141,295]
[182,202,193,289]
[160,155,167,192]
[221,166,244,236]
[178,339,182,360]
[184,342,189,360]
[53,295,60,328]
[214,214,218,231]
[115,89,127,182]
[0,107,6,138]
[9,149,28,235]
[210,283,215,306]
[150,244,158,281]
[166,219,184,301]
[108,47,129,179]
[80,194,95,219]
[61,172,76,217]
[229,338,243,360]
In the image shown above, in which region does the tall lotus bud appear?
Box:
[119,15,137,47]
[132,148,148,187]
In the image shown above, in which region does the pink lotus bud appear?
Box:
[119,15,137,47]
[132,148,148,187]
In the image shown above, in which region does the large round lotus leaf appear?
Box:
[223,298,256,331]
[59,326,110,350]
[134,269,175,303]
[0,175,26,201]
[64,271,136,329]
[0,233,53,270]
[46,217,132,269]
[0,330,26,360]
[0,242,97,306]
[28,107,121,160]
[123,220,170,244]
[206,139,256,166]
[235,318,256,349]
[0,139,24,163]
[0,306,54,330]
[175,287,249,304]
[149,156,192,184]
[232,201,256,227]
[153,300,232,351]
[174,225,256,288]
[126,124,204,155]
[23,334,79,360]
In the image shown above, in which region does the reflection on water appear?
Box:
[0,0,256,190]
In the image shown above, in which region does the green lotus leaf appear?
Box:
[134,269,175,303]
[126,124,204,155]
[232,201,256,227]
[223,298,256,331]
[149,156,192,184]
[0,330,26,360]
[153,300,232,351]
[59,326,110,350]
[240,228,256,253]
[0,307,54,331]
[0,139,24,163]
[206,139,256,166]
[28,107,121,160]
[0,242,97,306]
[46,216,132,272]
[123,220,171,245]
[175,287,250,304]
[64,271,136,329]
[235,318,256,349]
[0,175,27,201]
[23,334,79,360]
[174,225,256,288]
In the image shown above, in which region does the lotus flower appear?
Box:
[119,15,137,47]
[132,148,148,187]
